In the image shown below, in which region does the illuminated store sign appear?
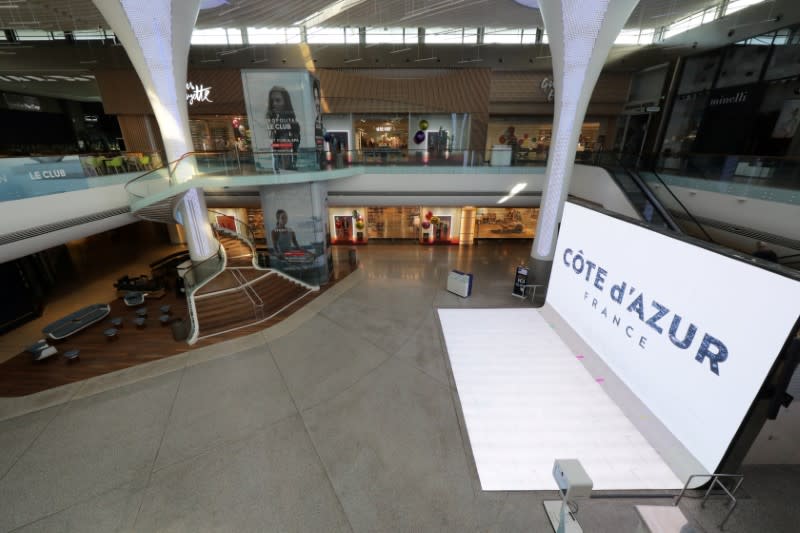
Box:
[186,82,213,105]
[548,203,800,473]
[3,93,41,111]
[708,90,748,106]
[540,76,555,102]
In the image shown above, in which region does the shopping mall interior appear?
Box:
[1,0,800,531]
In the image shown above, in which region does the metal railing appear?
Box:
[182,243,226,345]
[649,152,800,192]
[591,153,716,242]
[587,153,683,233]
[208,209,258,251]
[674,473,744,530]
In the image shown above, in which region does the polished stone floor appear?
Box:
[1,241,799,532]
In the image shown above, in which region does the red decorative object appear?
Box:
[421,220,431,229]
[425,211,433,220]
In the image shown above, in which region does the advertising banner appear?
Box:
[241,70,322,172]
[260,183,329,285]
[548,202,800,473]
[0,155,88,202]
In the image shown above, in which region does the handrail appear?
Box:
[183,243,226,345]
[639,165,716,244]
[619,165,682,233]
[124,150,243,200]
[207,208,257,248]
[674,473,744,530]
[596,152,717,242]
[589,154,682,233]
[229,268,263,319]
[656,151,800,163]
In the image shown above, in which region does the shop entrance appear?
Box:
[189,116,251,152]
[354,116,409,160]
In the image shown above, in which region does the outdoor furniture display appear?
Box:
[136,308,148,318]
[104,156,125,173]
[159,304,171,314]
[26,340,58,362]
[134,317,146,329]
[159,314,171,326]
[82,156,105,176]
[111,317,123,328]
[123,291,146,307]
[63,349,80,362]
[125,154,143,171]
[42,304,111,341]
[104,327,119,340]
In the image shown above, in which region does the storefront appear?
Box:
[658,25,800,161]
[328,205,538,245]
[95,68,253,155]
[317,113,470,164]
[485,119,605,164]
[189,116,251,152]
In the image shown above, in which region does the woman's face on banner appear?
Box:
[270,90,287,111]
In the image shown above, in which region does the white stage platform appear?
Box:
[437,308,683,491]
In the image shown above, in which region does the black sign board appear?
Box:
[512,265,529,298]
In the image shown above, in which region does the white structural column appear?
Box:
[530,0,638,261]
[92,0,217,261]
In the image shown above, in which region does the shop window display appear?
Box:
[419,207,461,244]
[366,207,420,240]
[475,208,538,239]
[189,117,250,152]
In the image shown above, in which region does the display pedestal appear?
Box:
[543,501,583,533]
[446,270,473,297]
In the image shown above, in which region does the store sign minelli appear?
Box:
[186,81,213,105]
[548,203,800,473]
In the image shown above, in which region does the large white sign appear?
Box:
[548,203,800,473]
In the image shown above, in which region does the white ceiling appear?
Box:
[0,0,723,32]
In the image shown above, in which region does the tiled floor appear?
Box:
[1,241,799,532]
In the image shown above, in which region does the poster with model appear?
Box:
[260,183,330,285]
[242,70,321,172]
[772,100,800,139]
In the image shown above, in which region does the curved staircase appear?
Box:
[187,223,317,342]
[124,165,319,344]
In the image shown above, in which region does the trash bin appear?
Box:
[348,247,358,266]
[171,318,188,341]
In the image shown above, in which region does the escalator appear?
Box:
[588,153,706,238]
[590,153,800,271]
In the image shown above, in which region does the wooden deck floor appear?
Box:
[0,260,355,397]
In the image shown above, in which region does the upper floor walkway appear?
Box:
[1,148,799,269]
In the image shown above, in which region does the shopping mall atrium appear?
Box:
[0,0,799,531]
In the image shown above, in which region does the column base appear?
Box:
[526,256,553,307]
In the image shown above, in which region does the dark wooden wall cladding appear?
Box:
[94,69,246,115]
[117,115,164,153]
[94,70,152,115]
[489,71,632,115]
[318,68,492,113]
